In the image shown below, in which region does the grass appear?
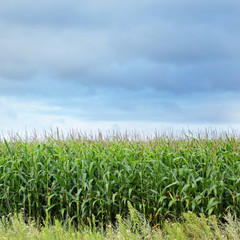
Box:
[0,204,240,239]
[0,129,240,229]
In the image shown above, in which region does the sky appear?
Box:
[0,0,240,136]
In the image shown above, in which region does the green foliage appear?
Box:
[0,208,240,239]
[0,132,240,225]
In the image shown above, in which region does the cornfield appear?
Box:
[0,131,240,226]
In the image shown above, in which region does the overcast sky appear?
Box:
[0,0,240,135]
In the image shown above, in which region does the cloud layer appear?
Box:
[0,0,240,132]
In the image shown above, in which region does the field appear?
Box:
[0,130,240,238]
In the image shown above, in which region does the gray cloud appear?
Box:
[0,1,239,28]
[0,0,239,127]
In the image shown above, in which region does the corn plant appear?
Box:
[0,131,240,226]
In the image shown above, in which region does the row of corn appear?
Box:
[0,134,240,225]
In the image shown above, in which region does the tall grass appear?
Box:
[0,205,240,240]
[0,130,240,226]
